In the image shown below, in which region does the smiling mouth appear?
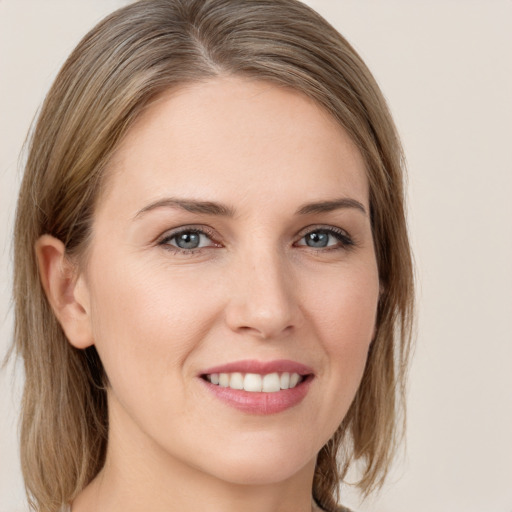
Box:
[199,361,314,414]
[201,372,306,392]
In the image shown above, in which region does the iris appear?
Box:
[305,231,330,248]
[175,231,201,249]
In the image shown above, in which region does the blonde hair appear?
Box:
[12,1,414,511]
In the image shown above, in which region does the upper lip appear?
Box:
[200,359,314,376]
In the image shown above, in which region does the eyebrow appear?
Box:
[134,196,367,219]
[296,198,367,216]
[134,198,236,219]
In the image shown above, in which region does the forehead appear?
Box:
[99,76,369,218]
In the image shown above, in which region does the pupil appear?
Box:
[307,232,328,247]
[176,232,200,249]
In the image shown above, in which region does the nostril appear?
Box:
[234,324,295,340]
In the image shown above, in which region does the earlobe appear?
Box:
[35,234,94,349]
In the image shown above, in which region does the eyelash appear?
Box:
[157,225,355,255]
[158,226,219,255]
[296,226,355,251]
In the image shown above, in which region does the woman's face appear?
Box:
[79,77,380,485]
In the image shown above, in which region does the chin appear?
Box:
[211,460,310,486]
[196,438,317,486]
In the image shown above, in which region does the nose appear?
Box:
[224,250,302,339]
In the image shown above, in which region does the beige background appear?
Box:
[1,1,511,511]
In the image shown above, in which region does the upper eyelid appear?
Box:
[157,225,217,242]
[158,223,349,235]
[295,224,351,238]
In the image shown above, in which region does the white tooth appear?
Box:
[219,373,230,387]
[262,373,281,392]
[289,373,300,388]
[244,373,263,392]
[229,372,244,390]
[280,372,290,390]
[210,373,219,385]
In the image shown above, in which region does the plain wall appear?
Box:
[1,1,511,511]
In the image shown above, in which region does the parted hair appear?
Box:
[12,1,414,511]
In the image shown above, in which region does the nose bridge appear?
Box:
[225,240,299,338]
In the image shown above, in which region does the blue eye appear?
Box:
[160,229,216,251]
[174,232,202,249]
[304,231,330,248]
[297,228,353,249]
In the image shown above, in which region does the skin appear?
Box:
[37,76,380,512]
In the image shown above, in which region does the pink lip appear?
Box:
[200,359,313,376]
[198,359,314,415]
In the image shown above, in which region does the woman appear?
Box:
[12,0,414,511]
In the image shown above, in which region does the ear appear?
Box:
[35,234,94,349]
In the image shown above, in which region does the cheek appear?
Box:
[86,257,221,399]
[306,258,379,346]
[304,261,379,412]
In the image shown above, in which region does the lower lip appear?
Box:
[199,376,313,415]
